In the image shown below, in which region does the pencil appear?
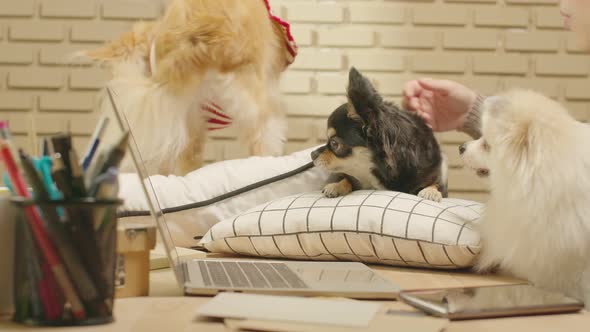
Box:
[0,140,86,320]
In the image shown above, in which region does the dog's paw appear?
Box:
[322,182,351,198]
[418,186,443,202]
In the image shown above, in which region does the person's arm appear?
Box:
[458,94,485,140]
[402,79,485,138]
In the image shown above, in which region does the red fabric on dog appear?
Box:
[264,0,298,65]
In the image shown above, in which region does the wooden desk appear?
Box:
[2,251,589,332]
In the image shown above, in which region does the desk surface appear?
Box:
[2,250,590,332]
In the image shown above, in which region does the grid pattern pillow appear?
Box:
[200,190,483,269]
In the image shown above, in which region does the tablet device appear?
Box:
[400,284,584,320]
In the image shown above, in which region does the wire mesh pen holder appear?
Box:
[11,197,122,326]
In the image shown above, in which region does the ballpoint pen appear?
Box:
[82,115,110,171]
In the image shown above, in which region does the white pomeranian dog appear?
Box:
[460,89,590,307]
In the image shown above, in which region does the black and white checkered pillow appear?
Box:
[200,190,482,269]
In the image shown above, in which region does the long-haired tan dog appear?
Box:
[83,0,297,175]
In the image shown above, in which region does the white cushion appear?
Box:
[117,146,329,247]
[199,191,482,269]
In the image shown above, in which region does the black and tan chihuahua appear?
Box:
[311,67,447,202]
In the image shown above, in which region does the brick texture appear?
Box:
[0,0,585,202]
[40,0,97,19]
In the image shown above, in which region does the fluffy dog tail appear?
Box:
[76,22,154,63]
[149,16,240,88]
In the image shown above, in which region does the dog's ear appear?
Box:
[484,95,533,163]
[346,67,382,124]
[483,96,510,118]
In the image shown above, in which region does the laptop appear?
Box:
[105,87,400,299]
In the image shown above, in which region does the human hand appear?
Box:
[402,78,478,132]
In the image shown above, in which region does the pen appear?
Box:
[0,140,86,320]
[82,115,109,171]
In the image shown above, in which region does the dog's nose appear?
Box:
[459,143,466,155]
[311,150,319,160]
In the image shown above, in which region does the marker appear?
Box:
[41,138,50,157]
[51,153,72,199]
[97,132,129,176]
[51,134,73,177]
[69,149,87,197]
[82,115,110,171]
[0,140,86,320]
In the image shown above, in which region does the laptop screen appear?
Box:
[105,87,185,286]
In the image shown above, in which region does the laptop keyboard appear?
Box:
[197,261,309,289]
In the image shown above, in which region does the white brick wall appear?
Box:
[0,0,586,202]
